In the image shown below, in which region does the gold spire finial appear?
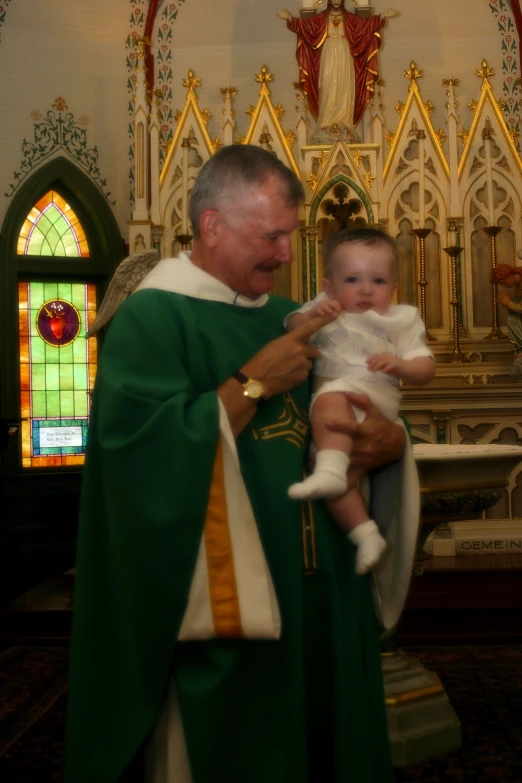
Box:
[405,61,422,82]
[476,59,494,80]
[255,65,273,85]
[183,70,201,90]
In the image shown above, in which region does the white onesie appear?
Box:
[290,294,434,422]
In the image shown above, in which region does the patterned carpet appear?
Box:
[0,645,521,782]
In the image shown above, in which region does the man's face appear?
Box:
[213,175,299,299]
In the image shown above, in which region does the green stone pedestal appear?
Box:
[382,651,461,767]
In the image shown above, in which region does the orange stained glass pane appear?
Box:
[21,420,31,457]
[18,310,28,338]
[32,455,63,468]
[22,457,31,468]
[89,363,97,390]
[87,286,97,309]
[19,338,29,364]
[19,285,29,308]
[20,364,30,391]
[63,455,85,466]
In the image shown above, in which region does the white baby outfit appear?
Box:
[293,294,435,421]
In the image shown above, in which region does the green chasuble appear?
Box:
[65,286,393,783]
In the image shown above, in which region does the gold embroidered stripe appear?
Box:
[204,440,243,637]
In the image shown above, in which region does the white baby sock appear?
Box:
[348,520,387,575]
[288,450,349,500]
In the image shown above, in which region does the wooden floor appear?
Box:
[1,556,522,647]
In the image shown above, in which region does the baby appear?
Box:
[286,227,436,574]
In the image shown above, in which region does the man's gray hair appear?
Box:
[189,145,305,238]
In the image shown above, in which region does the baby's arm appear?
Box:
[366,353,436,385]
[287,299,341,331]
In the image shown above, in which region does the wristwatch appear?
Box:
[233,371,265,403]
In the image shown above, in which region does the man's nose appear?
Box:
[275,235,293,264]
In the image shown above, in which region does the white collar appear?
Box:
[136,251,269,308]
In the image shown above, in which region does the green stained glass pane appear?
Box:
[30,283,44,307]
[37,213,54,234]
[44,283,59,300]
[46,390,61,417]
[45,344,60,363]
[44,225,62,251]
[59,344,73,363]
[73,338,87,362]
[58,283,72,300]
[73,364,87,390]
[71,285,85,310]
[74,391,88,416]
[62,235,79,257]
[30,316,40,337]
[32,365,46,391]
[59,364,74,391]
[31,338,45,363]
[52,213,69,232]
[45,364,60,389]
[27,230,46,256]
[32,392,47,417]
[60,391,74,417]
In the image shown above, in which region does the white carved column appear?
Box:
[444,78,462,220]
[133,36,151,222]
[149,88,162,227]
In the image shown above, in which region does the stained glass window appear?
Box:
[17,191,90,257]
[19,282,97,467]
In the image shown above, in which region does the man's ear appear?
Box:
[199,210,221,247]
[322,278,334,298]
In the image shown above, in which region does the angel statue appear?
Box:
[87,249,160,337]
[494,255,522,381]
[277,1,399,135]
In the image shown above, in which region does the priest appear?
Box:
[65,144,414,783]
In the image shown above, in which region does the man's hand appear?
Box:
[311,299,342,319]
[242,313,333,398]
[324,393,406,474]
[276,9,292,20]
[381,8,400,19]
[366,352,402,378]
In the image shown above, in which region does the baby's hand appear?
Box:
[366,353,402,378]
[312,300,342,318]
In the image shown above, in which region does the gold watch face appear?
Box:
[243,379,264,400]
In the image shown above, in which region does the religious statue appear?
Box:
[494,260,522,380]
[277,1,399,135]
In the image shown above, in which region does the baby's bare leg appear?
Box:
[327,490,387,575]
[288,392,355,501]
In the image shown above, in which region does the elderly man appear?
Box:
[66,145,405,782]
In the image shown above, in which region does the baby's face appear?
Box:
[323,241,397,315]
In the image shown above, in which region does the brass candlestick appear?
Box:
[176,233,193,251]
[483,225,507,340]
[412,228,436,341]
[443,245,468,362]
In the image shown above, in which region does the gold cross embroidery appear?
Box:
[252,392,310,449]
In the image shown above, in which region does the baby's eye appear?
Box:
[374,278,386,285]
[345,276,357,283]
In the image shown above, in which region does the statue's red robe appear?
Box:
[287,10,385,127]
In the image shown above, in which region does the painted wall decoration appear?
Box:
[0,0,13,44]
[125,0,186,207]
[18,282,97,468]
[488,0,522,142]
[5,97,115,204]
